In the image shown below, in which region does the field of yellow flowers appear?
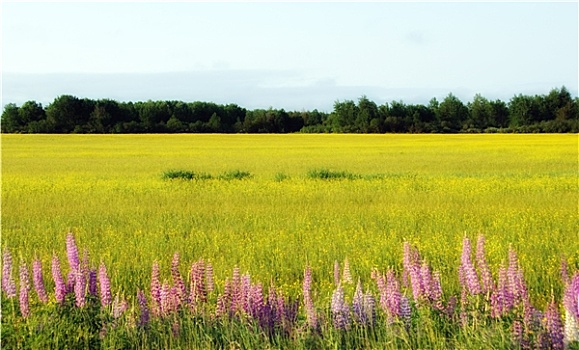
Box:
[1,134,578,348]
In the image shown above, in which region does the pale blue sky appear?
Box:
[2,2,577,111]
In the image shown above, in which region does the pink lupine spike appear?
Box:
[32,259,48,303]
[51,254,66,304]
[2,248,17,298]
[98,262,111,307]
[19,262,31,318]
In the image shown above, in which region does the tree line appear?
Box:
[1,86,577,134]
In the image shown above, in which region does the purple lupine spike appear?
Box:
[205,261,214,293]
[375,272,387,312]
[400,295,411,328]
[88,269,97,296]
[507,247,520,301]
[430,271,443,310]
[159,283,171,317]
[32,259,48,303]
[460,237,481,295]
[331,284,350,330]
[240,273,252,314]
[151,261,161,316]
[168,286,181,313]
[74,269,86,307]
[352,279,365,325]
[137,289,150,327]
[512,320,524,347]
[51,254,66,304]
[248,283,264,321]
[333,260,340,286]
[98,262,111,307]
[544,301,565,350]
[2,248,17,298]
[216,279,232,318]
[303,265,317,329]
[171,252,187,305]
[563,273,579,345]
[112,294,128,319]
[230,267,242,314]
[190,259,206,307]
[65,232,80,272]
[385,270,401,319]
[81,249,90,278]
[420,262,433,302]
[408,261,424,303]
[66,270,75,293]
[403,242,421,288]
[476,235,494,294]
[342,258,353,284]
[19,262,31,318]
[364,290,376,326]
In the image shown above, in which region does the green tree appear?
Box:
[1,103,21,132]
[437,93,468,132]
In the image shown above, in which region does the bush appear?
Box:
[307,169,361,180]
[162,170,212,180]
[219,170,252,180]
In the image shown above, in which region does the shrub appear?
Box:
[219,170,252,180]
[307,169,361,180]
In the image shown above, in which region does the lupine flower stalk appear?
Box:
[544,301,565,350]
[65,232,80,272]
[32,259,48,303]
[19,262,31,318]
[476,235,494,294]
[564,272,579,345]
[331,284,350,330]
[459,237,481,296]
[190,259,207,307]
[342,258,353,284]
[205,261,214,293]
[2,248,17,298]
[137,289,150,327]
[333,260,340,286]
[171,252,187,305]
[150,261,161,316]
[88,269,97,296]
[98,262,111,307]
[51,254,66,304]
[74,269,86,307]
[303,265,318,329]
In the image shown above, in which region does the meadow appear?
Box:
[1,134,578,348]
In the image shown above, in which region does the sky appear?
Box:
[2,1,578,112]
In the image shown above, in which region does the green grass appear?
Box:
[1,134,578,347]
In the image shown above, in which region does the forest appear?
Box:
[1,86,577,134]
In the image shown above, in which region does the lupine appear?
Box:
[564,272,579,345]
[74,269,86,307]
[51,254,66,304]
[19,262,31,318]
[190,259,207,307]
[459,237,481,296]
[476,235,494,294]
[151,261,161,316]
[205,261,214,293]
[2,248,17,298]
[383,270,401,319]
[137,289,150,327]
[544,301,565,350]
[402,242,420,287]
[88,269,97,296]
[303,265,318,329]
[400,295,412,328]
[65,232,80,272]
[171,252,187,305]
[364,291,376,326]
[98,262,111,307]
[112,294,128,319]
[342,258,353,284]
[352,280,365,325]
[333,260,340,286]
[331,284,350,330]
[32,259,48,303]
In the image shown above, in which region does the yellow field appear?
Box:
[1,134,577,302]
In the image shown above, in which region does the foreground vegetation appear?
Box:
[1,134,578,347]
